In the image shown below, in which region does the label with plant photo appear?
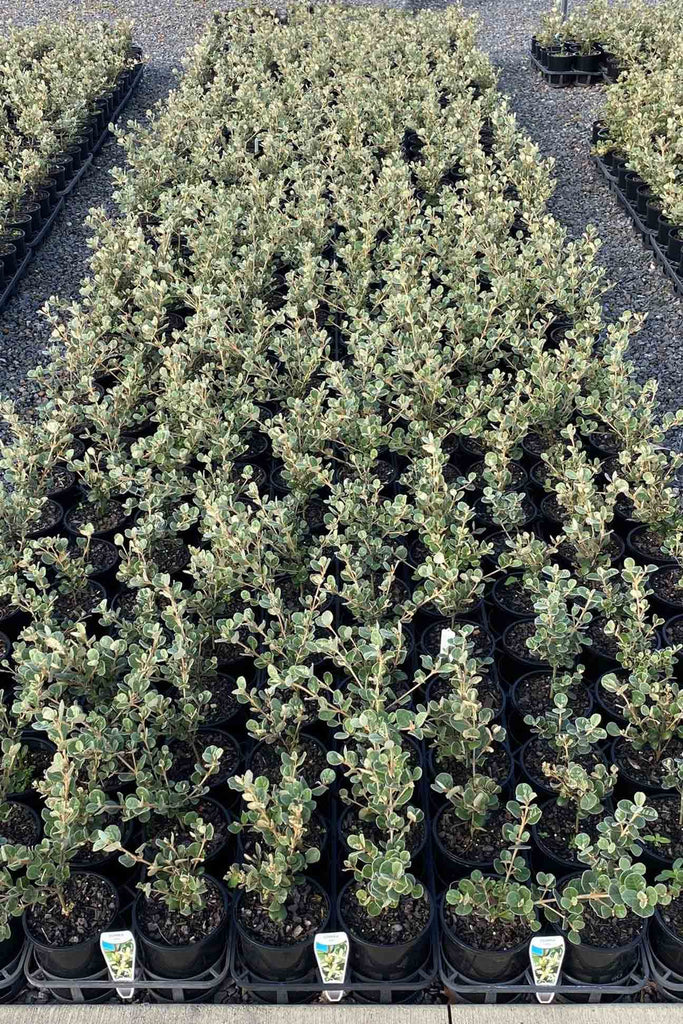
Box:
[529,935,565,1003]
[314,931,350,1002]
[100,930,136,1001]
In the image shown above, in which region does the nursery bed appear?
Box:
[2,0,683,1011]
[0,54,145,317]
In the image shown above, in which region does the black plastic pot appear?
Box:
[338,881,433,981]
[626,526,673,566]
[0,244,17,276]
[554,884,645,983]
[668,229,683,268]
[547,51,574,72]
[636,184,653,217]
[624,171,643,203]
[27,498,64,540]
[24,871,119,978]
[650,566,683,617]
[498,618,549,683]
[658,215,673,249]
[575,51,601,72]
[0,229,25,260]
[510,672,593,745]
[530,801,587,876]
[593,671,627,729]
[440,895,530,982]
[650,907,683,976]
[135,876,229,979]
[234,879,329,982]
[646,198,664,232]
[0,918,24,972]
[8,734,56,808]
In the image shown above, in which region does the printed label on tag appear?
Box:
[440,628,456,656]
[100,930,136,1001]
[314,930,349,1002]
[529,935,565,1003]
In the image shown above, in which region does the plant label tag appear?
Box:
[529,935,565,1003]
[440,627,456,656]
[314,930,349,1002]
[100,930,136,1001]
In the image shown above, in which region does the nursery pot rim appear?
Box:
[23,869,119,953]
[233,876,330,952]
[337,878,433,953]
[438,891,531,957]
[133,875,229,953]
[432,802,498,871]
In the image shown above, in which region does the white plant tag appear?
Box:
[440,627,456,656]
[529,935,565,1003]
[100,930,136,1001]
[314,931,349,1002]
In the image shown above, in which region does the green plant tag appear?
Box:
[529,935,565,1003]
[100,929,136,1001]
[314,931,349,1002]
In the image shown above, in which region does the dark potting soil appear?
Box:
[115,588,138,620]
[341,807,424,855]
[200,674,240,725]
[585,616,621,660]
[26,873,117,947]
[236,429,269,461]
[338,458,394,486]
[557,533,622,566]
[629,528,670,561]
[138,876,226,946]
[423,622,491,659]
[237,879,328,945]
[495,578,535,617]
[231,463,267,490]
[664,618,683,646]
[524,432,559,458]
[66,498,127,534]
[652,567,683,607]
[515,673,591,718]
[167,731,240,786]
[658,895,683,940]
[341,883,430,945]
[0,634,9,659]
[45,465,76,496]
[534,801,600,864]
[504,620,544,663]
[437,805,510,862]
[250,735,327,789]
[29,499,63,535]
[0,801,40,846]
[435,748,510,790]
[82,539,118,573]
[445,902,531,952]
[614,737,683,788]
[640,796,683,860]
[145,800,229,860]
[587,431,622,456]
[52,584,104,621]
[429,670,502,715]
[304,497,327,532]
[151,537,190,574]
[524,738,601,788]
[0,594,17,624]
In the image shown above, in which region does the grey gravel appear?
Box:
[1,0,681,432]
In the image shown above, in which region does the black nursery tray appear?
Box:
[592,152,683,298]
[0,53,145,316]
[529,49,606,88]
[439,939,649,1004]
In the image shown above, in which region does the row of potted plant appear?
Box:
[0,16,137,280]
[533,0,683,79]
[0,1,683,1001]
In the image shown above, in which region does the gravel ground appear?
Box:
[1,0,681,429]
